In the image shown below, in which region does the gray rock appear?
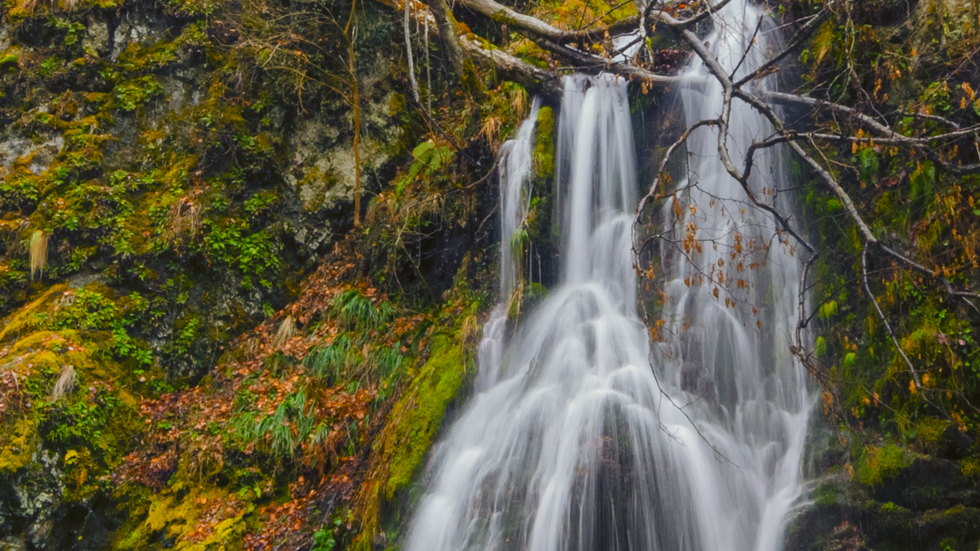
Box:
[83,17,110,57]
[0,535,24,551]
[0,136,64,174]
[0,24,10,51]
[111,13,166,61]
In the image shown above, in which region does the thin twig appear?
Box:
[861,243,946,416]
[404,0,421,104]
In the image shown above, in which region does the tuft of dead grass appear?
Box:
[29,230,48,281]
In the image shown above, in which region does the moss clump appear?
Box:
[857,444,909,486]
[960,458,980,478]
[811,481,842,507]
[383,334,473,499]
[0,54,19,71]
[0,418,37,473]
[0,279,143,504]
[352,291,480,549]
[0,284,69,341]
[533,105,555,179]
[116,489,204,550]
[915,417,950,454]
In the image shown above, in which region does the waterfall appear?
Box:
[405,2,811,549]
[476,97,541,392]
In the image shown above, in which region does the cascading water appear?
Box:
[406,2,811,550]
[476,97,541,392]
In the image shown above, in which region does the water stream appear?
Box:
[406,2,811,549]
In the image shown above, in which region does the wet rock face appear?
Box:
[787,456,980,551]
[940,425,974,461]
[0,535,24,551]
[0,450,65,551]
[111,12,167,60]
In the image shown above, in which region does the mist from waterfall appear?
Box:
[404,1,812,549]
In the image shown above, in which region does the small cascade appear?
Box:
[475,98,541,392]
[405,2,811,550]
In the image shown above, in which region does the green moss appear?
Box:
[352,291,480,550]
[811,481,841,507]
[198,512,249,550]
[460,59,487,100]
[533,106,555,179]
[857,444,909,486]
[0,284,69,342]
[117,490,201,550]
[0,53,19,71]
[163,0,223,17]
[0,418,37,473]
[960,458,980,478]
[113,76,165,111]
[916,417,950,453]
[383,333,473,499]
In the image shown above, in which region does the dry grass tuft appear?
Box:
[51,363,76,400]
[272,315,296,348]
[460,314,481,346]
[29,230,48,281]
[165,197,203,245]
[480,115,502,150]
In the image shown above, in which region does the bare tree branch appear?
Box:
[532,36,693,85]
[728,14,764,81]
[632,118,721,267]
[733,2,835,88]
[421,0,467,74]
[861,243,949,415]
[376,0,562,98]
[404,0,421,104]
[861,243,922,389]
[457,0,734,45]
[790,252,828,384]
[641,1,980,379]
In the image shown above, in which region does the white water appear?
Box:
[406,2,811,550]
[476,97,541,392]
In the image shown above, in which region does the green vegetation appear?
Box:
[857,444,909,486]
[0,0,977,548]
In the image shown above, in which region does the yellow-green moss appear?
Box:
[960,458,980,478]
[383,334,473,499]
[0,284,69,343]
[0,417,37,472]
[857,444,909,486]
[916,417,950,454]
[352,295,480,550]
[118,487,221,550]
[533,106,555,179]
[0,53,19,71]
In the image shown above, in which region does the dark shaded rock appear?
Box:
[680,362,700,392]
[939,425,974,461]
[874,457,980,511]
[787,458,980,551]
